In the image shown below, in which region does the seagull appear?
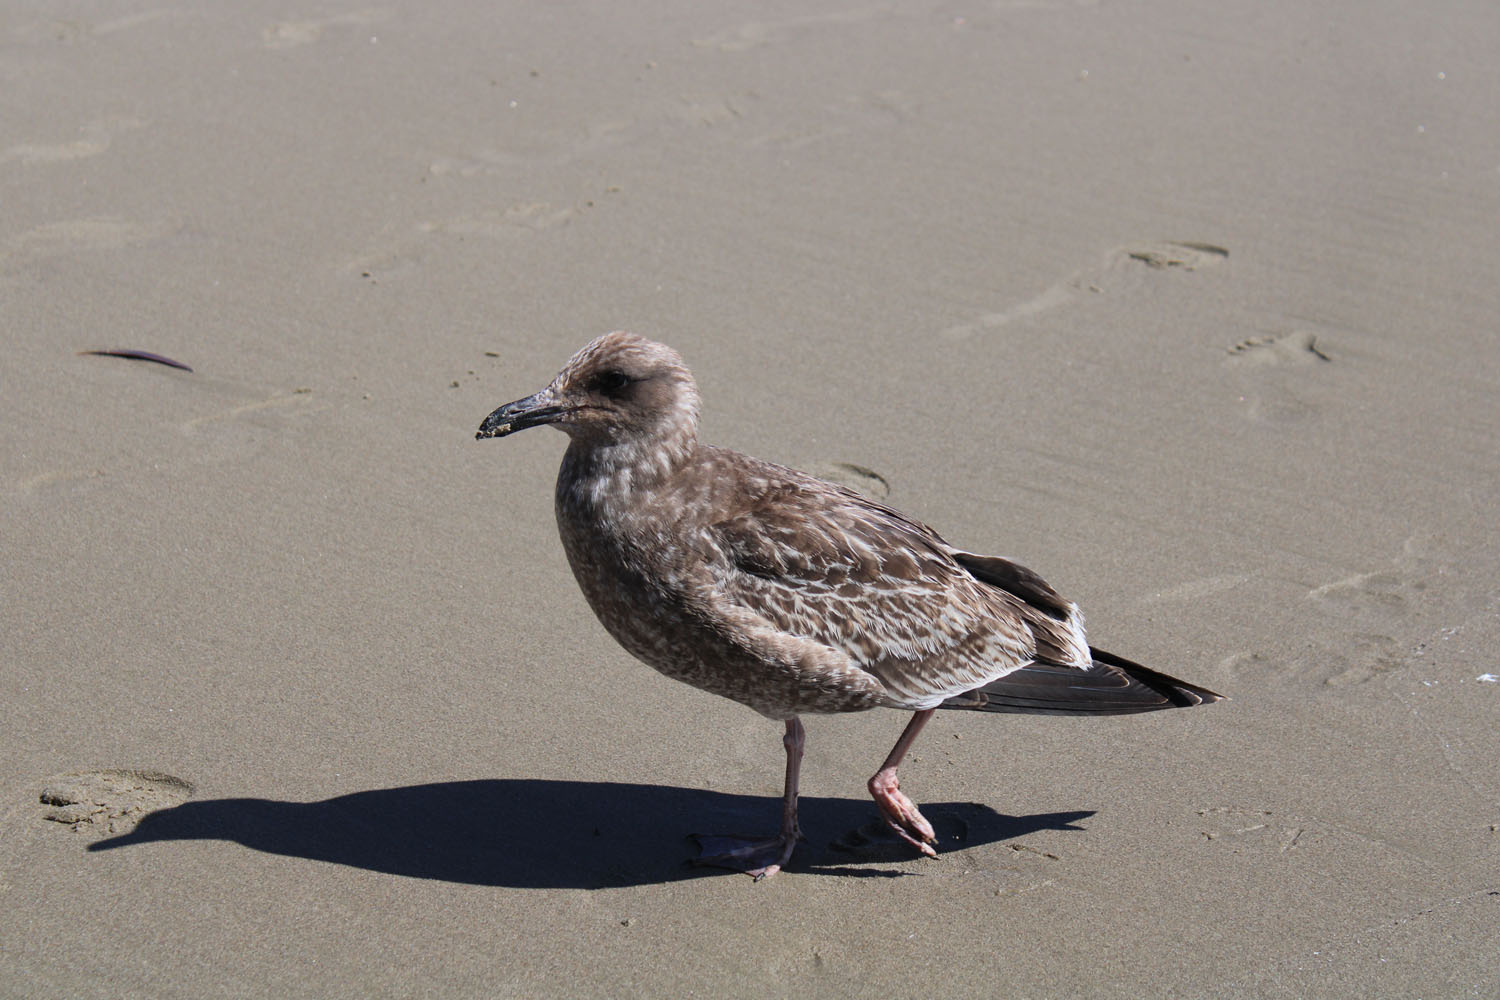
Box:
[477,332,1224,879]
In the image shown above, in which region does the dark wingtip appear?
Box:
[1090,648,1228,707]
[941,648,1226,716]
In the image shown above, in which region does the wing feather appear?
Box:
[702,470,1082,709]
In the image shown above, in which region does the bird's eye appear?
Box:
[593,370,631,395]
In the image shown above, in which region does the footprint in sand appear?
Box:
[1119,240,1229,272]
[1319,633,1409,688]
[1309,570,1423,617]
[1197,805,1310,853]
[941,240,1228,340]
[827,806,977,862]
[1218,644,1402,689]
[940,284,1077,341]
[1226,331,1333,366]
[345,209,575,283]
[179,386,327,463]
[668,94,749,129]
[1299,578,1417,687]
[11,9,173,44]
[748,89,916,149]
[420,205,582,236]
[427,151,518,178]
[692,7,891,52]
[1225,328,1339,424]
[804,461,891,500]
[0,216,180,269]
[39,770,194,835]
[347,193,618,282]
[1226,329,1337,424]
[1230,538,1458,688]
[428,117,638,174]
[11,467,109,500]
[1290,542,1451,686]
[0,115,147,167]
[261,8,391,49]
[1220,650,1273,680]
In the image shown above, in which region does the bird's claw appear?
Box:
[870,772,939,858]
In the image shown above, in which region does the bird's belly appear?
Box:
[558,532,881,719]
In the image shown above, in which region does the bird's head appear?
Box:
[476,332,701,449]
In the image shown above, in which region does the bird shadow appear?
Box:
[86,779,1094,886]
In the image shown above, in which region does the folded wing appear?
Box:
[702,469,1091,709]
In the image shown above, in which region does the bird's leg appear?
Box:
[692,717,806,880]
[868,709,938,857]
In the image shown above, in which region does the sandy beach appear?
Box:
[3,1,1498,996]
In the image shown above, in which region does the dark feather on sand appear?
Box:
[80,349,193,372]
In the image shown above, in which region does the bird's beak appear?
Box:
[476,388,571,440]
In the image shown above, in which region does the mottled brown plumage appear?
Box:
[477,332,1223,878]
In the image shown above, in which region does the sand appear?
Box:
[3,1,1498,996]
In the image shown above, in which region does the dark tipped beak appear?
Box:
[475,389,570,440]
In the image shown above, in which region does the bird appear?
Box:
[476,331,1224,879]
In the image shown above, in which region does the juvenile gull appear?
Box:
[477,332,1224,879]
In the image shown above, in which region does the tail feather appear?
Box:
[940,647,1226,716]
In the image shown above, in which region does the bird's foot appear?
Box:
[868,769,939,858]
[691,831,802,881]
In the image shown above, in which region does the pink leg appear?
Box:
[868,709,938,857]
[693,717,806,880]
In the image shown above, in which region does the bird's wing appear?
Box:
[701,476,1087,708]
[941,648,1226,714]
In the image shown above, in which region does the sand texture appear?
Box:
[3,1,1498,997]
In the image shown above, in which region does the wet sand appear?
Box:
[3,1,1498,996]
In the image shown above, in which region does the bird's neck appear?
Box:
[556,427,699,520]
